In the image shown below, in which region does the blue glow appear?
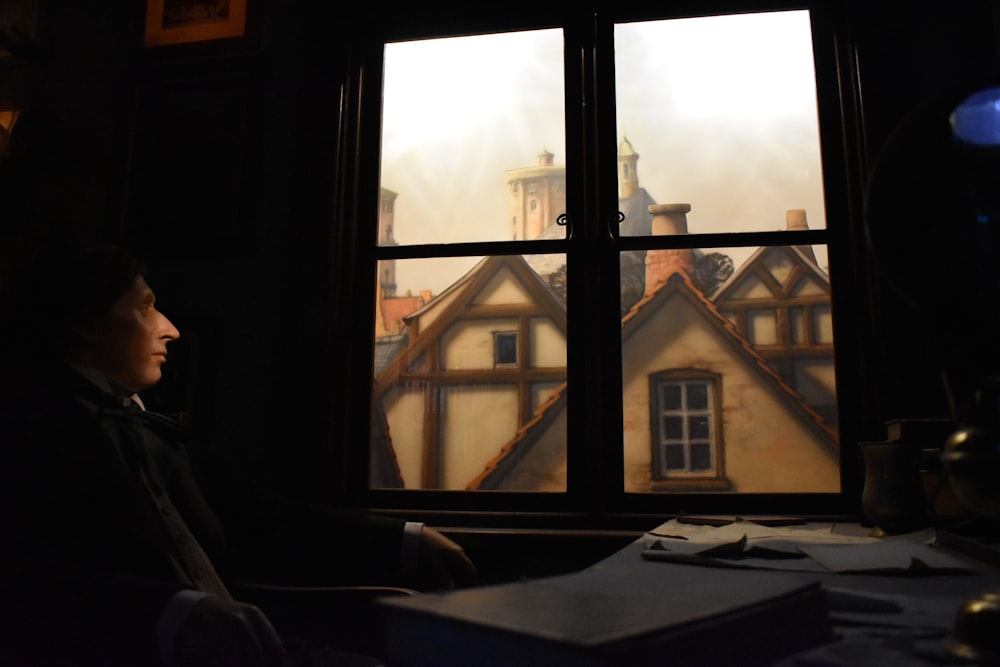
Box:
[951,86,1000,146]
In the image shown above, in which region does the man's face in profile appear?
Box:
[85,275,180,393]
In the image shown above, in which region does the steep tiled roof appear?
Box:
[466,382,567,490]
[377,295,424,337]
[373,334,408,377]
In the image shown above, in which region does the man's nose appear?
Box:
[159,311,181,340]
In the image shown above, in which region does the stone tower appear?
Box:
[618,136,639,199]
[505,149,567,241]
[378,187,398,297]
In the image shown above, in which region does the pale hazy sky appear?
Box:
[380,10,827,295]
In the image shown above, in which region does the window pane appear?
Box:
[661,383,681,410]
[689,415,710,440]
[371,254,567,491]
[494,332,518,367]
[380,29,565,246]
[614,11,826,236]
[665,444,686,470]
[622,244,839,493]
[687,384,708,410]
[690,444,713,471]
[664,416,683,440]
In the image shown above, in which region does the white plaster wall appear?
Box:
[621,293,839,493]
[473,267,532,305]
[529,317,566,368]
[441,385,519,489]
[382,388,427,489]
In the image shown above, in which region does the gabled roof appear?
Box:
[374,253,567,405]
[622,270,837,449]
[374,254,567,489]
[398,253,564,329]
[468,268,838,489]
[712,244,829,303]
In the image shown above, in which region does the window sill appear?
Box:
[649,478,733,492]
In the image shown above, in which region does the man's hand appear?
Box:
[415,527,478,591]
[171,596,286,667]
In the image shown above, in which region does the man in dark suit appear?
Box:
[0,244,476,666]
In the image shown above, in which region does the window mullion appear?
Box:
[565,11,627,517]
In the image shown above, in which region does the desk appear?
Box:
[605,522,1000,665]
[379,522,1000,666]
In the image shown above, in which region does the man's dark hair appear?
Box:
[1,243,147,365]
[55,244,147,336]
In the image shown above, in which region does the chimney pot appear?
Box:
[645,203,695,296]
[786,209,808,231]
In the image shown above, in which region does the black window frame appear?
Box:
[329,2,870,529]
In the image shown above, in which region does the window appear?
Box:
[649,373,729,491]
[494,331,519,367]
[339,3,863,522]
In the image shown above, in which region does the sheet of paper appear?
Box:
[642,518,971,574]
[800,541,971,573]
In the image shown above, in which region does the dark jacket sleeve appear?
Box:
[0,391,183,665]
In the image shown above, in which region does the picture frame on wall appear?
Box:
[144,0,247,48]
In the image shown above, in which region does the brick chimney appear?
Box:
[645,203,695,297]
[786,209,817,264]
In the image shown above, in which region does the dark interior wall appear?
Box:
[2,1,1000,514]
[0,2,345,500]
[848,1,1000,428]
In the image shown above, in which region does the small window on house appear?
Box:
[649,374,729,490]
[529,199,537,212]
[494,331,518,367]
